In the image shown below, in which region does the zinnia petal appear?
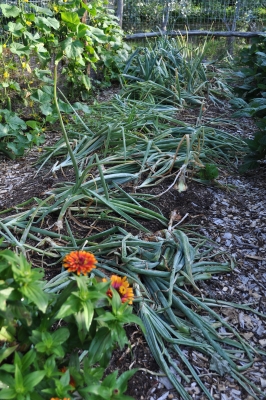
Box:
[104,275,134,304]
[63,250,97,276]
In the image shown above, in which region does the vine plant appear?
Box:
[0,0,130,158]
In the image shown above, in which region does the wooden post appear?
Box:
[116,0,123,28]
[161,4,170,31]
[222,0,241,55]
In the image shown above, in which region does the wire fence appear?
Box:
[1,0,265,35]
[120,0,266,34]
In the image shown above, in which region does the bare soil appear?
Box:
[0,92,265,400]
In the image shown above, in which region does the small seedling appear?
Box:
[199,163,219,181]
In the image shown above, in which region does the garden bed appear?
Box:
[0,92,265,400]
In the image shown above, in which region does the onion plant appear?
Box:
[121,34,233,106]
[45,228,266,400]
[0,33,262,400]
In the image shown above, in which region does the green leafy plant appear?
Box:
[0,244,141,400]
[233,34,266,101]
[0,109,45,158]
[230,34,266,171]
[239,115,266,172]
[121,34,233,107]
[0,0,130,158]
[198,163,219,181]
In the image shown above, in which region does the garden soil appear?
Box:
[0,90,265,400]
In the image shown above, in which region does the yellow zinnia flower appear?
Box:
[104,275,134,304]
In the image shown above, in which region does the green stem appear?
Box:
[53,63,80,189]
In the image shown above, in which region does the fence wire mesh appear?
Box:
[1,0,265,36]
[121,0,266,33]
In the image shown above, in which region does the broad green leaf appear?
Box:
[9,82,20,91]
[87,327,112,366]
[75,311,88,343]
[20,284,49,313]
[77,23,89,38]
[102,370,118,389]
[0,124,9,138]
[83,383,111,398]
[59,368,70,386]
[4,112,27,131]
[9,43,31,57]
[40,103,54,116]
[35,16,59,31]
[117,312,145,332]
[0,4,20,18]
[34,69,53,84]
[61,11,80,26]
[42,85,53,95]
[7,22,25,37]
[0,388,16,399]
[0,346,17,364]
[0,326,14,342]
[0,288,14,311]
[21,349,36,372]
[95,311,116,323]
[111,323,128,349]
[26,120,39,129]
[34,342,46,353]
[52,327,70,345]
[81,1,97,16]
[87,26,107,43]
[72,102,91,113]
[82,74,91,91]
[61,38,84,58]
[83,300,94,331]
[23,31,41,42]
[23,371,46,390]
[56,295,80,319]
[111,288,122,315]
[58,100,73,113]
[34,43,49,53]
[55,50,64,64]
[30,89,52,103]
[0,145,15,159]
[14,363,24,393]
[23,13,35,22]
[6,142,25,156]
[115,369,138,394]
[30,4,53,16]
[46,17,60,30]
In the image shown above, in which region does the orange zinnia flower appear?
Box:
[50,398,70,400]
[103,275,134,305]
[62,250,97,276]
[60,367,76,388]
